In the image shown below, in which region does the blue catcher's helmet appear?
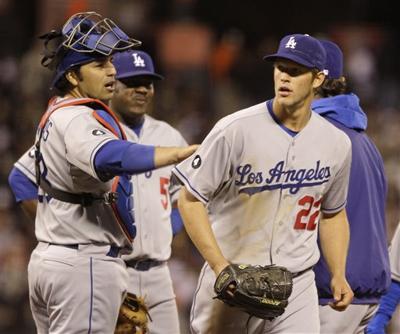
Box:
[40,11,141,88]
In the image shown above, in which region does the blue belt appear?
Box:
[124,258,164,271]
[48,243,121,258]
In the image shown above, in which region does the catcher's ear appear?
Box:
[66,71,79,86]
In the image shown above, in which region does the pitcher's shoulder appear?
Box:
[312,112,351,148]
[215,101,269,130]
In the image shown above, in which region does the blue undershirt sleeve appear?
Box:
[366,279,400,334]
[94,140,155,180]
[170,207,184,235]
[8,167,38,202]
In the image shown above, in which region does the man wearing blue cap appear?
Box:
[312,39,391,334]
[7,12,197,333]
[109,50,187,334]
[172,33,354,333]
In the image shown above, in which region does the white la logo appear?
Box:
[285,36,297,49]
[132,53,145,67]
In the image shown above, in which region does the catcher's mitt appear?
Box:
[214,264,293,320]
[115,293,151,334]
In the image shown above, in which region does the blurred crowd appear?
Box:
[0,0,399,333]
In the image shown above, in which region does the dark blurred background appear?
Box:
[0,0,399,333]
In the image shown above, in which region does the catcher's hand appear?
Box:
[115,293,152,334]
[214,263,293,320]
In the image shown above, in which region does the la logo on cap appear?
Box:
[285,36,297,49]
[132,53,145,67]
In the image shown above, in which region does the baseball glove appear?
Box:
[214,264,293,320]
[115,293,151,334]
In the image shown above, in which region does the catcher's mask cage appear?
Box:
[61,11,141,55]
[40,11,142,88]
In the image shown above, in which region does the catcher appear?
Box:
[115,293,151,334]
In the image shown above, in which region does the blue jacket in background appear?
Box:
[312,93,391,304]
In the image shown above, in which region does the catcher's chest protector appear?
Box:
[36,97,136,242]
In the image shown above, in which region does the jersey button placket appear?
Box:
[286,141,294,170]
[291,139,296,161]
[270,142,291,264]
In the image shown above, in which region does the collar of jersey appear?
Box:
[266,99,299,137]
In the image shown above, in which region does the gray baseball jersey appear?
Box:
[118,115,186,334]
[122,114,187,261]
[390,223,400,282]
[14,145,36,184]
[33,97,131,249]
[22,96,135,333]
[16,113,187,259]
[16,104,186,333]
[172,101,352,273]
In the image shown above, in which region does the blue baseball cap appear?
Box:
[319,40,343,79]
[113,50,164,81]
[51,51,106,88]
[264,34,326,71]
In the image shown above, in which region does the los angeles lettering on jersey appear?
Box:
[236,160,331,195]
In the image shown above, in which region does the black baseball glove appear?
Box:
[214,264,293,320]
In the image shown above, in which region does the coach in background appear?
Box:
[110,50,186,334]
[312,40,391,334]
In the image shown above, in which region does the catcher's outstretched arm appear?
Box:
[95,141,198,178]
[154,145,199,167]
[319,208,354,311]
[178,187,229,275]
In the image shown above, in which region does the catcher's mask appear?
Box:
[40,11,141,88]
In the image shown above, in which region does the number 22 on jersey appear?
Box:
[293,195,322,231]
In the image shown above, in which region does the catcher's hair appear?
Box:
[54,66,83,95]
[316,77,347,97]
[39,30,66,71]
[39,30,72,94]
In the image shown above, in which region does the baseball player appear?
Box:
[7,12,196,333]
[172,33,354,334]
[366,222,400,333]
[312,40,391,333]
[109,50,185,333]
